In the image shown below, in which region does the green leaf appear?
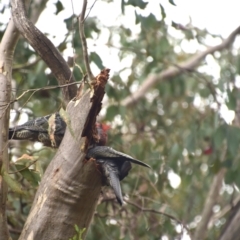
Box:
[74,224,80,232]
[155,37,170,59]
[126,0,148,9]
[225,168,240,187]
[160,4,166,20]
[121,0,125,14]
[90,52,104,70]
[2,172,24,195]
[222,158,233,169]
[55,0,64,15]
[169,0,176,6]
[213,124,227,149]
[185,133,196,152]
[225,169,235,184]
[227,88,240,110]
[64,15,77,31]
[141,13,157,29]
[106,105,119,121]
[119,106,126,119]
[236,55,240,75]
[15,164,40,187]
[105,80,122,100]
[227,126,240,156]
[226,89,237,110]
[169,143,180,159]
[135,11,140,25]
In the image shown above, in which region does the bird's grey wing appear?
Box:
[87,146,151,168]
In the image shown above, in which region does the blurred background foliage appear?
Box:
[2,0,240,239]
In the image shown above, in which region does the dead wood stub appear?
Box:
[82,68,110,148]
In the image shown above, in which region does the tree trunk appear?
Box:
[0,13,23,239]
[19,91,102,240]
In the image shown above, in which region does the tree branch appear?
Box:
[11,0,78,105]
[208,195,240,229]
[0,16,22,240]
[217,198,240,240]
[193,168,226,240]
[78,0,95,82]
[125,200,187,229]
[121,26,240,106]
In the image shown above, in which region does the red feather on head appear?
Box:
[96,122,111,146]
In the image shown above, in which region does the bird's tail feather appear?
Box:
[109,171,123,205]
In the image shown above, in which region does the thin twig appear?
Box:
[9,158,39,174]
[79,0,95,81]
[0,80,83,109]
[125,200,189,233]
[85,0,97,21]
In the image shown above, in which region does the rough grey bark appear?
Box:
[0,15,22,240]
[19,91,102,240]
[0,74,11,240]
[11,0,78,105]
